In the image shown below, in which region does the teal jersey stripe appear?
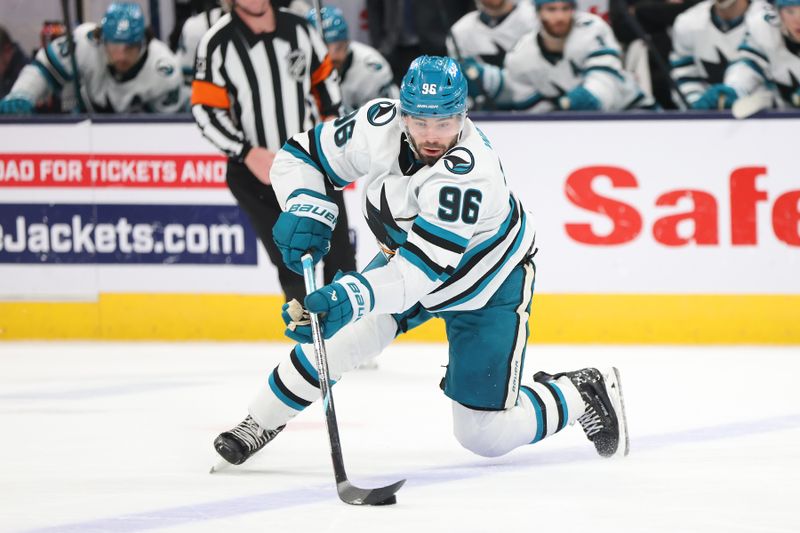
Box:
[268,372,306,411]
[587,48,621,59]
[286,187,331,204]
[435,208,527,311]
[294,345,319,382]
[521,386,544,443]
[739,44,769,64]
[313,124,348,188]
[583,65,625,82]
[670,56,695,68]
[283,142,323,174]
[32,59,62,90]
[414,216,470,249]
[549,382,569,431]
[449,197,516,277]
[398,246,440,282]
[45,43,72,82]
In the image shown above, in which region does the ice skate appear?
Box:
[534,367,629,458]
[214,415,285,466]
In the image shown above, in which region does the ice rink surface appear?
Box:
[1,341,798,533]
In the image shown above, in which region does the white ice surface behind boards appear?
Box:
[1,342,799,533]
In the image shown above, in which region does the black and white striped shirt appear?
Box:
[191,9,341,161]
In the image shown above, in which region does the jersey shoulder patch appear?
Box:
[366,100,397,126]
[442,146,475,175]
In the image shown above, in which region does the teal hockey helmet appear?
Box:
[306,6,349,44]
[775,0,800,7]
[400,56,467,118]
[101,2,146,44]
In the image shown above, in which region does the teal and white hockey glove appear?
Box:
[0,94,34,115]
[460,57,503,99]
[304,272,374,340]
[691,84,738,110]
[792,88,800,108]
[558,86,601,111]
[272,190,338,274]
[281,298,312,344]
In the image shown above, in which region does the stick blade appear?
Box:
[337,478,406,506]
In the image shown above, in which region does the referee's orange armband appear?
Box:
[191,80,231,108]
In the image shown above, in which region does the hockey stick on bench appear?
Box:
[301,253,406,506]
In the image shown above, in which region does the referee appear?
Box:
[191,0,356,302]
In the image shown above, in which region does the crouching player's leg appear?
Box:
[214,312,398,465]
[445,261,629,459]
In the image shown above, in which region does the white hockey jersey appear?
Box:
[497,12,652,111]
[270,99,536,314]
[177,7,224,85]
[339,41,399,113]
[447,1,538,67]
[725,3,800,108]
[11,23,185,113]
[670,0,764,106]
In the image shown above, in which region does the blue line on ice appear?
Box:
[21,413,800,533]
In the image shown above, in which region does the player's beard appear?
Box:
[410,136,458,166]
[541,17,573,39]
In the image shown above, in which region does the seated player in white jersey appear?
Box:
[692,0,800,110]
[211,56,629,467]
[448,0,538,109]
[670,0,766,108]
[306,6,398,113]
[177,4,225,85]
[465,0,656,111]
[0,2,184,114]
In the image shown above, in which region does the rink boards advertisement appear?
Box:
[0,116,798,343]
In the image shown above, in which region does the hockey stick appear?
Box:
[301,253,406,506]
[609,0,691,109]
[731,91,773,119]
[60,0,94,115]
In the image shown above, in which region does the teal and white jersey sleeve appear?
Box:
[725,4,799,107]
[9,24,87,106]
[271,101,382,208]
[497,13,652,112]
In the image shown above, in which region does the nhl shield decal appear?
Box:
[442,147,474,175]
[286,49,307,80]
[367,101,396,126]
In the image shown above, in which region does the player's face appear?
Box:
[780,6,800,41]
[479,0,511,14]
[538,3,574,38]
[105,43,143,74]
[327,41,349,71]
[403,114,463,165]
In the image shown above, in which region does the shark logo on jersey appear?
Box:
[286,49,307,81]
[365,185,408,252]
[701,48,730,84]
[156,59,175,77]
[367,101,396,126]
[442,147,474,175]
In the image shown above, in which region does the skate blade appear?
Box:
[606,367,630,458]
[209,459,232,474]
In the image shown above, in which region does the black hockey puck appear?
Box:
[373,495,397,506]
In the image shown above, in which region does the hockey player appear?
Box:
[212,56,629,467]
[176,3,224,85]
[306,6,398,113]
[465,0,655,111]
[692,0,800,109]
[0,2,185,114]
[448,0,538,68]
[670,0,765,108]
